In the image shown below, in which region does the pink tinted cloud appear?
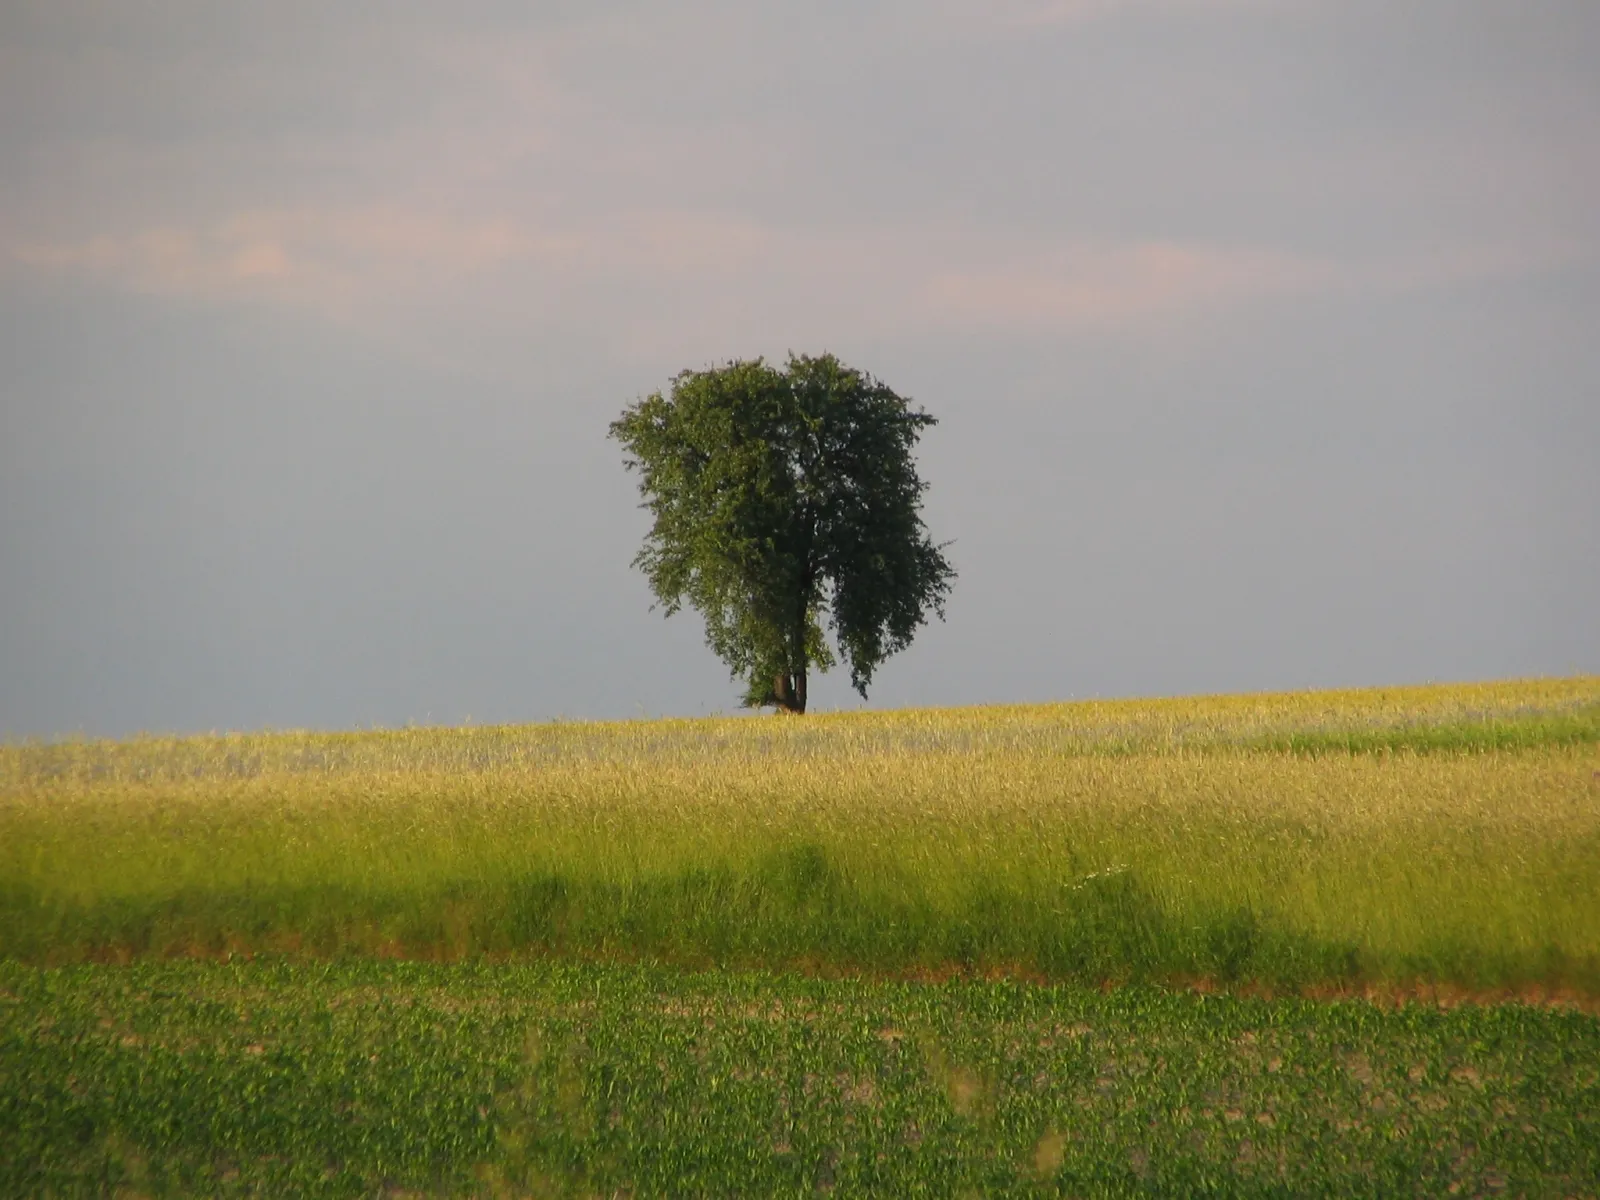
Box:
[9,202,1586,369]
[6,207,570,321]
[921,242,1338,331]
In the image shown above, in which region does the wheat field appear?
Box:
[3,677,1597,992]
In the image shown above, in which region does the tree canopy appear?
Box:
[609,353,954,713]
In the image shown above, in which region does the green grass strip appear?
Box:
[3,960,1597,1197]
[5,860,1597,996]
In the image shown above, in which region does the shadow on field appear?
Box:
[9,842,1595,998]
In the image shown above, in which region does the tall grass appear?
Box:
[3,678,1597,991]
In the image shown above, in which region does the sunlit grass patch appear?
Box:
[2,677,1597,992]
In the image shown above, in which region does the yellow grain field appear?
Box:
[3,677,1597,991]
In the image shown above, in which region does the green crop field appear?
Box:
[3,677,1599,1195]
[5,960,1598,1198]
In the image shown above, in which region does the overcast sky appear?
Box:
[2,0,1597,738]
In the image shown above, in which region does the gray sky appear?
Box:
[3,0,1597,737]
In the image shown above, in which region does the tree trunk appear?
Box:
[772,671,804,714]
[779,578,809,715]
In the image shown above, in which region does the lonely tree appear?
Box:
[610,353,954,713]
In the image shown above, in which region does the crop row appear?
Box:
[4,959,1597,1196]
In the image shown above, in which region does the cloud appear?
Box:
[4,0,1593,367]
[7,208,570,319]
[920,243,1336,331]
[940,0,1300,30]
[13,203,1587,368]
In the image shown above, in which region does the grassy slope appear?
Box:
[4,680,1599,1196]
[2,678,1598,991]
[4,960,1597,1198]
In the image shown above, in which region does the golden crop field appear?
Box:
[3,676,1597,994]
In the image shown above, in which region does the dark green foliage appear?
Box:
[4,961,1598,1197]
[610,353,954,711]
